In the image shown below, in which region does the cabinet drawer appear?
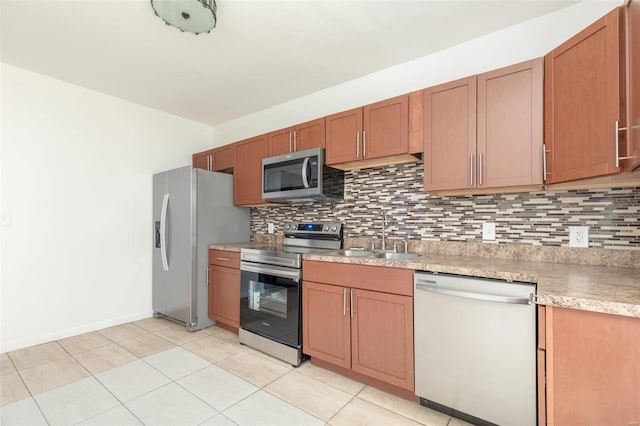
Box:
[209,249,240,268]
[303,261,413,296]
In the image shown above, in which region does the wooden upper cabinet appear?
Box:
[477,58,543,188]
[268,126,295,157]
[193,150,212,171]
[326,108,363,165]
[423,76,477,192]
[193,145,235,172]
[626,0,640,171]
[544,8,623,183]
[546,307,640,425]
[326,95,412,168]
[363,95,409,159]
[295,118,326,152]
[212,144,235,172]
[424,59,543,194]
[233,134,268,206]
[408,90,424,154]
[268,118,326,157]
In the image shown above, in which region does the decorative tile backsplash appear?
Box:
[251,162,640,250]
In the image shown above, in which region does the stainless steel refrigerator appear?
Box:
[152,166,249,331]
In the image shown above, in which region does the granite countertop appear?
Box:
[209,243,640,319]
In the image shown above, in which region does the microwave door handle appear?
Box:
[302,157,310,188]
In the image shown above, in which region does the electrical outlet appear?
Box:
[482,222,496,241]
[268,223,275,234]
[569,226,589,248]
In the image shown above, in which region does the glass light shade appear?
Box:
[151,0,217,34]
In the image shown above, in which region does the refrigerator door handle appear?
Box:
[160,193,170,271]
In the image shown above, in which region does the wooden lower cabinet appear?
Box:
[302,281,351,368]
[350,288,414,390]
[544,306,640,425]
[208,250,241,329]
[302,262,414,392]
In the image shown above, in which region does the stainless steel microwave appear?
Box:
[262,148,344,202]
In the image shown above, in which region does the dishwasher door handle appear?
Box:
[415,283,533,305]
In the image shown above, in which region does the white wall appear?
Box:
[0,65,213,351]
[213,0,621,145]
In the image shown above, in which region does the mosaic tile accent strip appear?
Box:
[251,162,640,250]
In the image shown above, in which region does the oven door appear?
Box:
[262,148,323,201]
[240,262,302,348]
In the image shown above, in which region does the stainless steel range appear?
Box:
[239,222,343,366]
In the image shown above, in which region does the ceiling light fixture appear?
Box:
[151,0,217,35]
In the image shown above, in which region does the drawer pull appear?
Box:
[216,257,231,261]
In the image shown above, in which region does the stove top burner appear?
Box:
[241,222,343,268]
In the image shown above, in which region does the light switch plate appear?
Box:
[482,222,496,241]
[569,226,589,248]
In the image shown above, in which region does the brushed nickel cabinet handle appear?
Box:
[343,288,347,316]
[469,154,474,187]
[216,257,231,261]
[289,132,292,153]
[356,132,360,158]
[350,289,354,317]
[294,130,297,152]
[363,131,367,158]
[615,120,636,166]
[478,152,483,186]
[542,144,548,181]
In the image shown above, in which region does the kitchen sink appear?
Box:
[326,250,420,261]
[375,252,420,260]
[328,249,375,257]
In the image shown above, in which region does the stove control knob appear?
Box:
[331,225,337,232]
[323,225,329,232]
[284,224,290,230]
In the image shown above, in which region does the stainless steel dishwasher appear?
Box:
[414,271,537,426]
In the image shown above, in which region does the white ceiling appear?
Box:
[2,1,579,127]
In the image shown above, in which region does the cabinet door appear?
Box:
[626,0,640,171]
[193,150,212,171]
[544,8,622,183]
[423,76,477,192]
[212,144,235,172]
[268,127,294,157]
[326,108,363,165]
[302,281,351,369]
[547,307,640,425]
[350,288,414,391]
[208,265,240,328]
[477,59,543,188]
[233,135,268,205]
[294,118,325,152]
[363,95,409,160]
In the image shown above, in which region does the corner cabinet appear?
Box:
[302,261,414,392]
[326,95,415,170]
[208,249,241,330]
[233,134,268,206]
[544,8,624,183]
[423,58,543,193]
[268,118,325,157]
[542,306,640,425]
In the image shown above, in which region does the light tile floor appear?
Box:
[1,318,469,425]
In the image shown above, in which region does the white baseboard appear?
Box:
[0,311,155,353]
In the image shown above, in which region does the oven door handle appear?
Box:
[240,261,301,281]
